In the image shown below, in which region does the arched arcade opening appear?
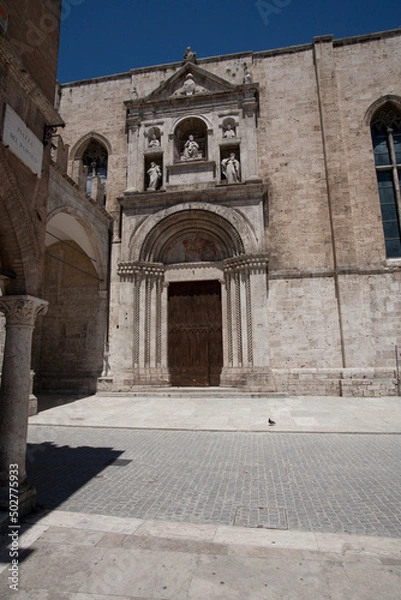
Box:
[33,212,108,394]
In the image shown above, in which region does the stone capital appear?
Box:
[0,295,49,328]
[117,261,165,280]
[223,253,268,275]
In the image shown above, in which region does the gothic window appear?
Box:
[82,140,108,204]
[371,104,401,258]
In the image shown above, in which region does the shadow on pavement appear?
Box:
[26,442,123,510]
[1,442,123,569]
[35,393,94,414]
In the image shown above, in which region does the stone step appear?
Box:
[97,387,288,399]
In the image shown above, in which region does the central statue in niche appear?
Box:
[183,134,199,160]
[173,116,207,163]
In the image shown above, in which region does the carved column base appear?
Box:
[97,376,114,392]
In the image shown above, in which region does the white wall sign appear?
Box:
[1,104,43,177]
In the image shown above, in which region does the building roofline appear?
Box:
[332,27,401,47]
[59,27,401,89]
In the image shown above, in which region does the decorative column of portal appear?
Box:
[142,264,165,376]
[119,261,168,385]
[224,257,252,369]
[0,295,48,515]
[222,254,269,387]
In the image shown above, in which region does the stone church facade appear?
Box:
[45,28,401,396]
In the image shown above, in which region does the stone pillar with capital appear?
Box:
[0,295,48,516]
[126,118,140,192]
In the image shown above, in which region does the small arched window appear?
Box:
[371,103,401,258]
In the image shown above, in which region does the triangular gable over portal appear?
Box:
[143,61,238,103]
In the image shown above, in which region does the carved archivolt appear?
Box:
[129,203,258,263]
[140,211,243,263]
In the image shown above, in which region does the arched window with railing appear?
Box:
[371,103,401,258]
[69,133,111,207]
[82,140,108,203]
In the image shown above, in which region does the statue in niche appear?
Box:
[148,133,160,148]
[183,134,199,160]
[147,161,162,190]
[243,64,252,84]
[221,153,240,183]
[223,123,236,138]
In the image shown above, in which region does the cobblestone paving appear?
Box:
[27,426,401,538]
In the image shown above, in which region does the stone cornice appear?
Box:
[268,263,401,280]
[119,181,266,212]
[332,27,401,48]
[125,86,260,118]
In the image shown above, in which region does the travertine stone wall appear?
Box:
[268,277,343,369]
[256,48,333,274]
[338,272,401,367]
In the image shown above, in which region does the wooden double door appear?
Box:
[168,280,223,386]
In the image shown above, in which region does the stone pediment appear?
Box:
[139,63,238,104]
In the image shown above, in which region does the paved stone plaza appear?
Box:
[26,425,401,539]
[1,394,401,599]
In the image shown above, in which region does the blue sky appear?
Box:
[57,0,401,83]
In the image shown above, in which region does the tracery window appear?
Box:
[371,104,401,258]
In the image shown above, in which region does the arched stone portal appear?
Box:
[111,205,271,390]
